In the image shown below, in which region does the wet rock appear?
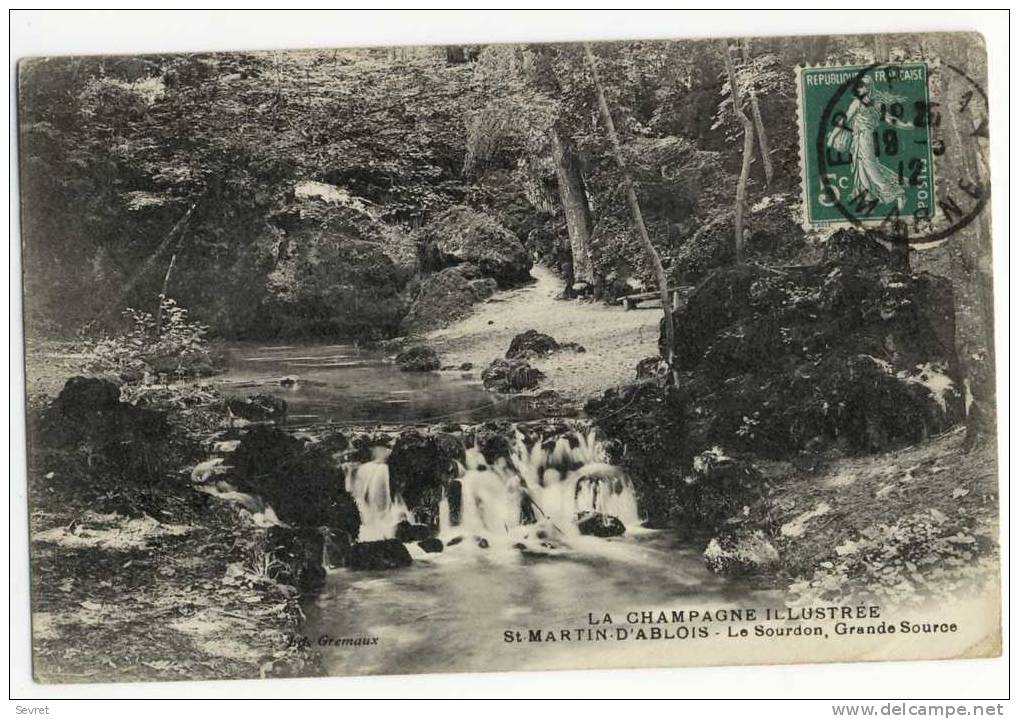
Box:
[226,394,287,422]
[322,527,353,568]
[703,530,779,575]
[463,422,514,464]
[395,346,440,372]
[279,375,300,387]
[228,426,361,533]
[575,511,626,537]
[419,205,532,288]
[474,537,490,549]
[388,429,464,527]
[347,539,413,570]
[394,520,432,543]
[264,526,326,593]
[446,536,464,547]
[315,429,349,455]
[346,432,395,463]
[417,538,444,554]
[459,362,473,371]
[481,358,544,393]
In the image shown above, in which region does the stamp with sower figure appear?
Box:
[797,61,988,245]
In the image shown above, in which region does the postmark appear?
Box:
[797,61,989,246]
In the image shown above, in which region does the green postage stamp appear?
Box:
[797,63,936,232]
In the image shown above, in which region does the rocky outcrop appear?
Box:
[394,346,440,372]
[481,358,545,393]
[387,429,465,527]
[227,426,361,534]
[400,264,497,334]
[347,539,413,570]
[262,236,406,341]
[420,205,533,288]
[662,245,963,457]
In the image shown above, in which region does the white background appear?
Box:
[6,7,1012,712]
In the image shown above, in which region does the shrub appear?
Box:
[81,296,219,382]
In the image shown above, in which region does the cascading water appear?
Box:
[344,446,413,541]
[339,429,642,549]
[437,430,643,547]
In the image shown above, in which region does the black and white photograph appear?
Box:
[12,12,1004,696]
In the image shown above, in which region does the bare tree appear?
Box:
[722,40,754,265]
[583,44,675,364]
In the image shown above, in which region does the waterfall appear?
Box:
[342,429,642,548]
[438,430,642,545]
[344,446,412,541]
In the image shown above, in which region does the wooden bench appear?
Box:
[620,287,691,311]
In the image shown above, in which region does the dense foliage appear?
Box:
[19,34,989,351]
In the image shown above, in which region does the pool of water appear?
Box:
[304,530,779,676]
[214,343,546,426]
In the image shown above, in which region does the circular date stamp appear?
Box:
[796,61,989,247]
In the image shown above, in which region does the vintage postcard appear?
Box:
[17,30,999,684]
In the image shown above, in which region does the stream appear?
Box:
[215,343,774,676]
[215,342,547,426]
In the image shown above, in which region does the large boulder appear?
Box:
[263,235,406,341]
[347,539,413,570]
[585,380,687,529]
[394,346,440,372]
[387,429,465,527]
[401,264,497,334]
[661,251,964,457]
[419,206,533,288]
[228,426,361,533]
[481,358,544,393]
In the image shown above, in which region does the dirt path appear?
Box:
[425,265,662,404]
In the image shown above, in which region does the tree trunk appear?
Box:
[551,130,595,286]
[583,44,675,365]
[722,40,754,264]
[530,46,597,290]
[741,40,774,187]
